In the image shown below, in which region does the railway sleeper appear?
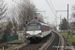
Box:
[30,37,41,42]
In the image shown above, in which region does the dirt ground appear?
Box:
[0,43,8,48]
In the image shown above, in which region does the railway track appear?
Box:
[45,31,60,50]
[19,33,52,50]
[18,31,60,50]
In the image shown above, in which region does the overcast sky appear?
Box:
[4,0,75,25]
[32,0,75,25]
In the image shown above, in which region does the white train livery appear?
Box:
[26,22,51,42]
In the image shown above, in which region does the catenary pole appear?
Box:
[60,15,61,33]
[67,4,69,39]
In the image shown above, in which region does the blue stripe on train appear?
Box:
[40,24,43,32]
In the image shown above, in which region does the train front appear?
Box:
[26,22,43,42]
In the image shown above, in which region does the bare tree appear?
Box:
[37,14,44,23]
[17,0,37,27]
[8,6,18,35]
[8,0,44,30]
[70,5,75,31]
[0,0,7,20]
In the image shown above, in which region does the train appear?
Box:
[26,20,51,42]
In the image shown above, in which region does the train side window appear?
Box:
[46,26,47,30]
[46,26,47,31]
[47,26,48,31]
[45,26,46,31]
[44,26,45,31]
[48,26,49,30]
[43,25,44,32]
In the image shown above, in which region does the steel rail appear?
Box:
[45,33,55,50]
[45,32,60,50]
[57,34,60,50]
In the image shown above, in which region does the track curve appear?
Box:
[19,33,52,50]
[18,31,60,50]
[45,31,60,50]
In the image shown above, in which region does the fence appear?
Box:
[7,35,18,42]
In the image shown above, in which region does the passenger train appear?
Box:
[26,21,51,42]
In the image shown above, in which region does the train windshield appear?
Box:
[27,23,41,31]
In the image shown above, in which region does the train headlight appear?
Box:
[38,33,42,35]
[38,33,40,35]
[28,34,30,35]
[26,33,30,35]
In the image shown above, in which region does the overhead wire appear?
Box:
[46,0,57,17]
[49,0,56,13]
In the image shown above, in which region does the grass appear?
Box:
[5,48,9,50]
[5,39,23,50]
[5,45,17,50]
[61,32,67,37]
[69,35,75,43]
[60,32,75,43]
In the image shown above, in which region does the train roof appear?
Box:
[27,22,50,26]
[27,19,50,26]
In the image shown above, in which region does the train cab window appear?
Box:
[27,23,41,31]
